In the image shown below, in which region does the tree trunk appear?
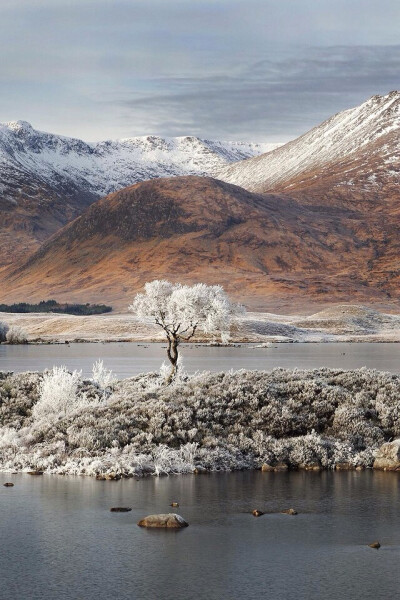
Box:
[166,336,179,384]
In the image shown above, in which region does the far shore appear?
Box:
[1,303,400,344]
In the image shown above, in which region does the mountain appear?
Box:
[0,120,279,266]
[2,176,399,311]
[217,91,400,207]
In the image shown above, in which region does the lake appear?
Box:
[1,341,400,377]
[0,470,399,600]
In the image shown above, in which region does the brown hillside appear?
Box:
[1,176,398,312]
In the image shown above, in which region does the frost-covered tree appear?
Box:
[129,280,243,382]
[6,325,28,344]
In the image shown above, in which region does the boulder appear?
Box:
[110,507,132,512]
[373,440,400,471]
[137,513,189,528]
[3,482,14,487]
[281,508,298,515]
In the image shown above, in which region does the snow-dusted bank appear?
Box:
[1,366,400,476]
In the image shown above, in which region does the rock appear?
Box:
[281,508,297,515]
[368,541,381,549]
[274,463,288,472]
[193,466,207,474]
[335,463,355,471]
[110,507,132,512]
[170,502,179,507]
[355,465,365,471]
[252,509,264,517]
[298,463,322,471]
[27,471,43,476]
[137,513,189,528]
[96,473,121,480]
[261,463,274,472]
[3,482,14,487]
[373,440,400,471]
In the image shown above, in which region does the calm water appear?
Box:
[1,342,400,377]
[0,471,399,600]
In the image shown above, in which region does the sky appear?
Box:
[0,0,399,142]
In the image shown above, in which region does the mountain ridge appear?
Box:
[0,120,280,266]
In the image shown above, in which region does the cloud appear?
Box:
[117,45,400,141]
[0,1,399,140]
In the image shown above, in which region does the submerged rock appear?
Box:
[281,508,298,515]
[137,513,189,528]
[110,507,132,512]
[373,440,400,471]
[3,482,14,487]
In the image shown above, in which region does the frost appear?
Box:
[1,367,400,476]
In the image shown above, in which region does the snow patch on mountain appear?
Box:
[217,91,400,192]
[0,121,281,201]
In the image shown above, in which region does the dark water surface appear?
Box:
[0,471,399,600]
[1,342,400,377]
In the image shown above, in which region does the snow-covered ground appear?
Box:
[1,304,400,343]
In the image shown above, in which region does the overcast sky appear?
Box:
[1,0,399,141]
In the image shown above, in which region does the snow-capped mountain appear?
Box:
[0,120,279,202]
[217,91,400,196]
[0,120,280,266]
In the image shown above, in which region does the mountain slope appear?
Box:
[0,120,279,266]
[2,176,398,311]
[217,91,400,203]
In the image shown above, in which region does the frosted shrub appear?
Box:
[0,321,9,343]
[32,366,83,422]
[92,360,117,393]
[1,367,400,476]
[6,326,28,344]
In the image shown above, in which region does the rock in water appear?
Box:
[110,507,132,512]
[27,471,43,476]
[252,510,264,517]
[281,508,298,515]
[137,513,189,528]
[3,482,14,487]
[170,502,179,507]
[373,440,400,471]
[368,541,381,549]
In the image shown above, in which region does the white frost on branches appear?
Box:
[129,280,243,381]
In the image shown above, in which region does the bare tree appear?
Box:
[129,280,243,382]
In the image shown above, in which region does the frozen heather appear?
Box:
[1,367,400,476]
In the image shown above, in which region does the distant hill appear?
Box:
[0,120,278,266]
[2,176,398,311]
